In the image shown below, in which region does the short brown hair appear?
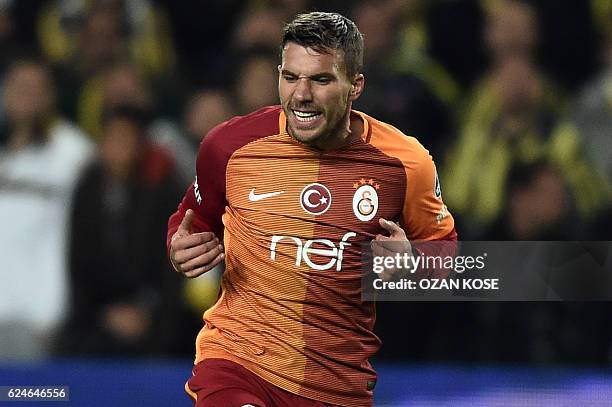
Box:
[281,12,364,78]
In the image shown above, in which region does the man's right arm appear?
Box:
[167,122,230,278]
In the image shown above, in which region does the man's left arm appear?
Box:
[374,152,457,280]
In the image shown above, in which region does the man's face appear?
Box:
[279,42,360,147]
[3,64,53,123]
[100,118,142,177]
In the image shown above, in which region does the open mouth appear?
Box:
[292,110,322,123]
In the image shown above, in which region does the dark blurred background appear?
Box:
[0,0,611,393]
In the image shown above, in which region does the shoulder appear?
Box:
[50,119,95,156]
[201,105,283,153]
[49,119,95,174]
[195,105,283,176]
[361,112,432,169]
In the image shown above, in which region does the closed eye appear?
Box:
[311,75,333,85]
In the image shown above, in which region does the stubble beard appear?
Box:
[285,101,352,150]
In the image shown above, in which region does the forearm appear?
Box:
[410,227,458,279]
[167,184,215,253]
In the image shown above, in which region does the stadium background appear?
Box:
[0,0,610,405]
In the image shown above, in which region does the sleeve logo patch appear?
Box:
[194,176,202,205]
[434,170,442,199]
[436,204,449,224]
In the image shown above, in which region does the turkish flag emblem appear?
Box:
[300,183,332,215]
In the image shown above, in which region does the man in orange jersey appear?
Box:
[167,12,457,407]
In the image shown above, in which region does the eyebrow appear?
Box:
[280,69,337,80]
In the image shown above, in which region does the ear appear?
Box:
[349,73,365,101]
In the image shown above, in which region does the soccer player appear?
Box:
[167,12,456,407]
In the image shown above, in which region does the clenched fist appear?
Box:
[170,209,225,278]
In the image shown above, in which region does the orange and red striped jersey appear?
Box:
[168,105,456,406]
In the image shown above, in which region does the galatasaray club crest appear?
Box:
[352,178,379,221]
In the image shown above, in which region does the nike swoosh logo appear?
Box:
[248,189,285,202]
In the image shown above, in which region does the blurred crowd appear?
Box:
[0,0,610,366]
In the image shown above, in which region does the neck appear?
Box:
[7,115,53,151]
[8,122,36,151]
[312,107,362,151]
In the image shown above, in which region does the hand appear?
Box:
[170,209,225,278]
[372,218,412,281]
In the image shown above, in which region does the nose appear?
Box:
[293,78,313,103]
